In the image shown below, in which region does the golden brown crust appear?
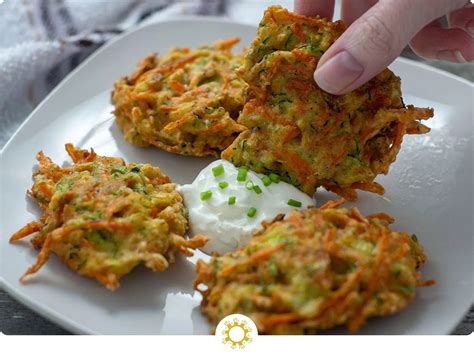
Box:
[112,38,247,156]
[10,144,207,290]
[222,6,433,199]
[194,202,432,334]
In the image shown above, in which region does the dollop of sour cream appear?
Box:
[179,160,314,255]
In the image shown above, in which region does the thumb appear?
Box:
[314,0,468,95]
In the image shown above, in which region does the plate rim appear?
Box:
[0,17,472,335]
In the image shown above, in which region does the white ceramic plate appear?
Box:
[0,18,472,335]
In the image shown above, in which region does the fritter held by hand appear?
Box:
[194,200,433,334]
[222,6,433,200]
[112,38,247,156]
[10,144,207,290]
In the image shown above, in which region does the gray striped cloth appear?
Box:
[0,0,227,148]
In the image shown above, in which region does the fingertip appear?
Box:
[410,26,474,61]
[294,0,335,20]
[447,3,474,32]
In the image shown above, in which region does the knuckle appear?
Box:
[358,15,400,59]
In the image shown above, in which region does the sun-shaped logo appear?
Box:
[216,314,258,350]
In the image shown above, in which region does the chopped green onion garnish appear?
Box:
[245,180,254,190]
[237,167,248,182]
[269,173,280,183]
[287,199,302,207]
[200,190,212,201]
[228,196,236,205]
[212,164,224,177]
[262,176,272,186]
[253,185,263,194]
[247,207,257,218]
[218,181,229,189]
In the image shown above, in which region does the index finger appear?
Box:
[294,0,335,20]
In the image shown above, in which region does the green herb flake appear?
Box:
[245,180,254,190]
[228,196,236,205]
[287,199,302,208]
[261,176,272,186]
[269,173,280,183]
[212,164,224,177]
[247,207,257,218]
[253,185,263,194]
[218,181,229,189]
[237,167,248,182]
[200,190,213,201]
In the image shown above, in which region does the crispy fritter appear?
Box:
[194,200,433,334]
[112,38,247,156]
[222,6,433,200]
[10,144,207,290]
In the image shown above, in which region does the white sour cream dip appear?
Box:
[179,159,314,255]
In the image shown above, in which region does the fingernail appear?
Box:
[436,50,468,63]
[467,20,474,37]
[314,51,363,94]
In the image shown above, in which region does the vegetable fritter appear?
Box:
[194,200,433,334]
[222,6,433,200]
[112,38,247,156]
[10,144,207,290]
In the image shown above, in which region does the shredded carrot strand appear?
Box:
[282,126,301,143]
[366,213,395,224]
[38,182,53,199]
[182,234,209,249]
[159,105,177,112]
[214,37,240,49]
[348,228,389,332]
[168,79,185,93]
[313,269,363,320]
[261,313,303,329]
[219,244,285,278]
[292,22,306,42]
[96,273,120,290]
[10,221,43,242]
[152,55,197,75]
[417,279,436,287]
[65,143,79,163]
[350,207,368,224]
[325,185,358,201]
[150,207,158,218]
[19,232,54,283]
[320,199,346,210]
[351,181,385,195]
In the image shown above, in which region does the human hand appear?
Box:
[294,0,474,94]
